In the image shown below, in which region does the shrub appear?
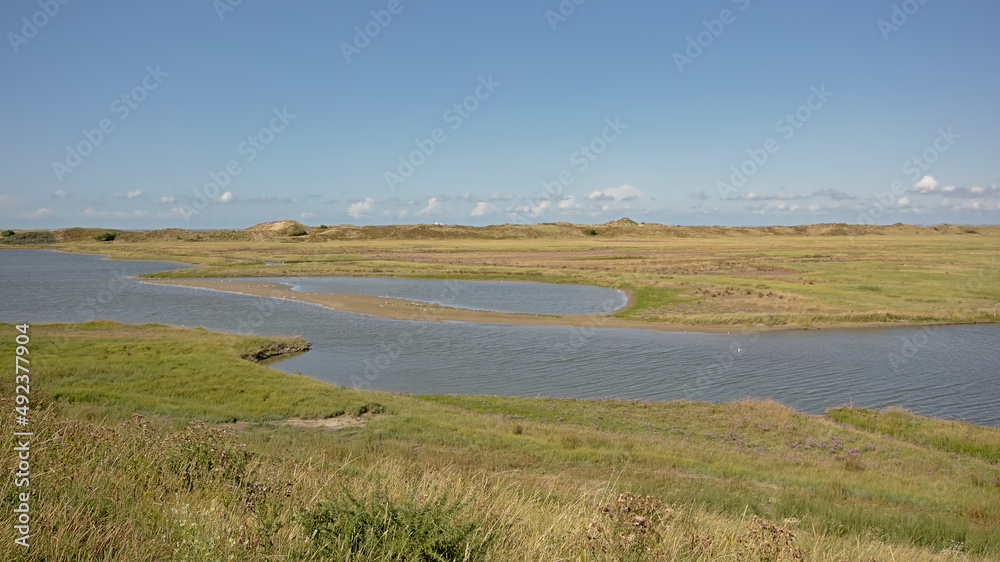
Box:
[583,228,598,236]
[316,224,328,230]
[582,493,673,560]
[288,227,308,237]
[301,486,495,560]
[0,231,56,245]
[735,516,804,561]
[93,231,118,242]
[1,229,13,237]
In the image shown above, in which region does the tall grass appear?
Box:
[829,406,1000,463]
[1,323,998,559]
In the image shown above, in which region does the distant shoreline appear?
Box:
[140,278,977,334]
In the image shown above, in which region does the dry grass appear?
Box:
[8,221,997,328]
[2,322,998,560]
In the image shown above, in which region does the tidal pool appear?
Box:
[2,249,997,425]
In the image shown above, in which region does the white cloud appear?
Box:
[740,192,804,201]
[126,190,143,199]
[53,190,68,199]
[558,196,580,210]
[417,197,441,216]
[898,197,911,206]
[514,199,551,217]
[218,191,234,203]
[812,188,855,200]
[0,194,25,207]
[384,209,411,218]
[772,203,800,212]
[471,202,495,216]
[913,175,939,193]
[158,206,189,219]
[348,197,375,218]
[20,208,52,219]
[488,192,516,201]
[586,184,642,202]
[300,211,315,220]
[157,196,174,204]
[729,189,854,202]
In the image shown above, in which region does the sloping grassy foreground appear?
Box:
[2,323,999,560]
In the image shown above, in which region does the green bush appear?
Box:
[583,228,598,236]
[301,487,495,560]
[1,229,14,237]
[93,231,118,242]
[316,224,328,230]
[0,231,56,245]
[288,227,308,237]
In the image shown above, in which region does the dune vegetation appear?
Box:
[4,220,999,328]
[2,321,999,560]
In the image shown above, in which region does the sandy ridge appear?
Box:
[140,278,744,333]
[141,278,963,333]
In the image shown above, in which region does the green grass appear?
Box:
[1,322,998,560]
[12,221,998,328]
[26,320,377,422]
[301,485,497,560]
[829,406,1000,464]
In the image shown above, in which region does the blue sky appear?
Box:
[2,0,998,229]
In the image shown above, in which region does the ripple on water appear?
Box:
[1,249,998,426]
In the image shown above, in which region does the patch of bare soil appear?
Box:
[281,416,371,430]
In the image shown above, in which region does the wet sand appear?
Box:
[141,278,960,334]
[140,278,743,333]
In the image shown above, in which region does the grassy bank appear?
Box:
[3,221,999,328]
[2,322,999,560]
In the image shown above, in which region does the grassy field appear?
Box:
[3,220,998,328]
[2,322,999,560]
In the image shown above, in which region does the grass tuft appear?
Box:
[2,322,999,559]
[301,485,496,560]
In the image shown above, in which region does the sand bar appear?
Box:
[140,278,749,333]
[141,278,961,333]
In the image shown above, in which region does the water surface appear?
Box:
[1,249,997,426]
[225,275,628,314]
